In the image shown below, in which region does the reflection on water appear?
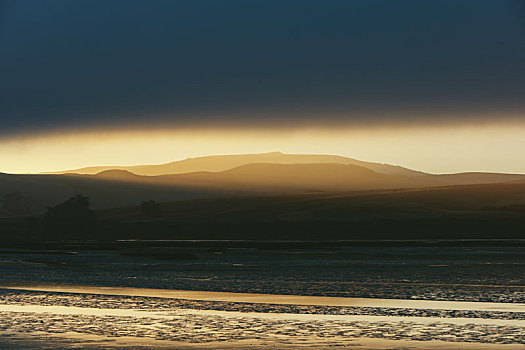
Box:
[4,285,525,313]
[1,303,524,326]
[0,240,524,302]
[1,294,524,349]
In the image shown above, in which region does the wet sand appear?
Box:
[1,332,523,350]
[1,303,524,326]
[3,284,524,312]
[0,285,523,348]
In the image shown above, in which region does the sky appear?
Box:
[1,0,525,174]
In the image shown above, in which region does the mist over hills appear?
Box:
[46,152,425,177]
[2,152,525,217]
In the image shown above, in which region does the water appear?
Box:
[0,240,524,302]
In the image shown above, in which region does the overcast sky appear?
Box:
[1,0,525,136]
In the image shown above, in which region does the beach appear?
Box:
[0,241,523,348]
[0,285,523,349]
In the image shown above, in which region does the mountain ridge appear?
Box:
[43,152,426,177]
[2,155,524,218]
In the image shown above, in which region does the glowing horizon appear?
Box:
[2,1,525,177]
[2,121,525,175]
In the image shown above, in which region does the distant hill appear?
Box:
[94,169,142,180]
[429,172,525,185]
[96,181,525,224]
[89,162,525,191]
[506,178,525,184]
[2,154,524,218]
[0,172,223,217]
[175,164,525,189]
[149,163,412,192]
[45,152,426,177]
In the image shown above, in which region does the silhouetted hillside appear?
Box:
[157,163,406,191]
[45,152,425,176]
[2,160,525,217]
[2,182,525,241]
[0,172,224,216]
[94,169,140,179]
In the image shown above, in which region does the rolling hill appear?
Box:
[3,181,525,241]
[44,152,426,176]
[2,154,525,218]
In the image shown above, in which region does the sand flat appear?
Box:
[0,287,524,348]
[0,332,523,349]
[1,303,524,327]
[2,284,524,312]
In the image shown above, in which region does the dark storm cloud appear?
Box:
[1,0,524,135]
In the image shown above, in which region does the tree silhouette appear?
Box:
[44,194,96,237]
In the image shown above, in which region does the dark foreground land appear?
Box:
[1,182,525,241]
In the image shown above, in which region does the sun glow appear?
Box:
[1,122,525,174]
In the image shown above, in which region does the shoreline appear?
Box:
[1,303,524,327]
[1,332,523,350]
[2,284,524,313]
[0,285,524,348]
